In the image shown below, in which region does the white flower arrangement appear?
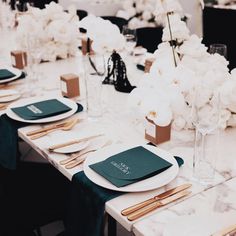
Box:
[16,2,80,62]
[78,14,125,54]
[129,0,236,131]
[116,0,192,30]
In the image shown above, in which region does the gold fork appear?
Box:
[29,118,79,140]
[63,140,112,169]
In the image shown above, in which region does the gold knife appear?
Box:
[48,134,104,152]
[121,183,192,216]
[127,190,191,221]
[211,224,236,236]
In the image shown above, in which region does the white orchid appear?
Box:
[128,0,236,130]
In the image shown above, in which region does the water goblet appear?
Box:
[209,44,227,58]
[191,84,220,183]
[122,26,137,55]
[83,53,106,119]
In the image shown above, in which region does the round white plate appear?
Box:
[84,144,179,192]
[0,89,21,102]
[133,47,147,56]
[53,141,89,154]
[0,66,22,84]
[6,96,78,123]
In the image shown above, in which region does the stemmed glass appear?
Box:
[25,34,43,96]
[191,84,220,183]
[122,26,137,55]
[209,44,227,58]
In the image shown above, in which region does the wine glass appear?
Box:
[191,84,220,183]
[122,25,137,55]
[209,44,227,59]
[25,34,43,96]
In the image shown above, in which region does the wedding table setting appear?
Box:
[0,0,236,236]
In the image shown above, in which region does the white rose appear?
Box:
[172,116,186,131]
[162,13,190,42]
[116,10,130,20]
[220,78,236,112]
[150,42,179,77]
[41,41,58,62]
[227,114,236,127]
[142,10,152,21]
[178,34,208,58]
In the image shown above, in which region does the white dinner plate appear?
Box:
[6,96,78,123]
[0,89,21,102]
[84,144,179,192]
[133,46,147,56]
[0,66,22,84]
[53,141,89,154]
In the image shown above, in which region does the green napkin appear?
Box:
[0,103,83,170]
[11,99,72,120]
[67,155,183,236]
[0,69,16,80]
[90,146,172,187]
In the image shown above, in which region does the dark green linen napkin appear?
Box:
[0,103,83,170]
[65,172,122,236]
[90,146,172,187]
[11,99,72,120]
[0,69,16,80]
[66,157,183,236]
[136,64,145,71]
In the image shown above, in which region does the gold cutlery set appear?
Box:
[212,224,236,236]
[121,183,192,221]
[58,139,111,169]
[27,119,106,169]
[26,117,80,140]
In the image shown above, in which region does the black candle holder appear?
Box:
[103,50,136,93]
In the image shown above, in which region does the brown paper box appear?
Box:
[145,117,171,145]
[60,73,80,98]
[144,58,155,73]
[11,50,27,69]
[81,38,94,55]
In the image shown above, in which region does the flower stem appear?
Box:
[167,12,177,67]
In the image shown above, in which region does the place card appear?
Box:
[11,50,27,69]
[144,58,155,73]
[60,73,80,98]
[145,117,171,145]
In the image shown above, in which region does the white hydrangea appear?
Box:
[16,2,79,62]
[78,15,125,53]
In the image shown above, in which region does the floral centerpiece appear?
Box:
[129,0,236,131]
[116,0,192,29]
[78,14,125,54]
[16,2,80,62]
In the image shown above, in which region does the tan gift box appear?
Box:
[81,38,94,55]
[145,117,171,145]
[60,73,80,98]
[144,58,155,73]
[11,50,27,69]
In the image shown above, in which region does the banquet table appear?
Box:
[1,30,236,236]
